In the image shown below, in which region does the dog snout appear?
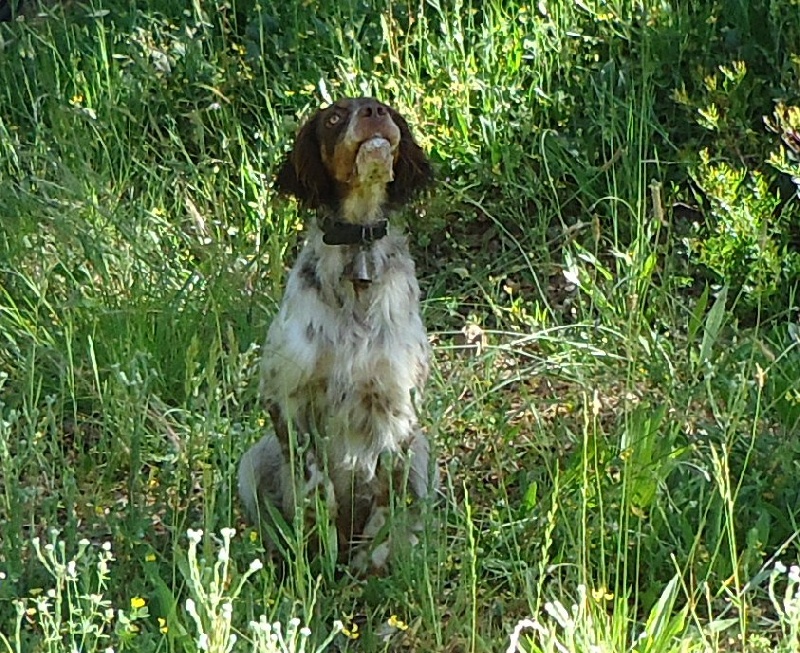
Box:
[356,100,388,119]
[351,101,399,146]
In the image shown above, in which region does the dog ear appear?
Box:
[386,108,433,207]
[274,113,337,209]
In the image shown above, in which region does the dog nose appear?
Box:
[357,101,388,119]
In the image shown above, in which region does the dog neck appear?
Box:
[314,207,391,289]
[338,181,388,225]
[321,218,388,246]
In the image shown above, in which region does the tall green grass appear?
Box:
[1,1,800,651]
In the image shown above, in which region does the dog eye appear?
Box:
[326,113,341,127]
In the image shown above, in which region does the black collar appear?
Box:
[321,219,388,246]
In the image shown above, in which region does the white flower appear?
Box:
[187,529,203,544]
[249,559,263,572]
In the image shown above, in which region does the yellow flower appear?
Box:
[388,614,409,631]
[341,622,360,640]
[591,587,614,602]
[145,553,156,563]
[158,617,168,634]
[130,597,146,609]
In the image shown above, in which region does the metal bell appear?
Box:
[350,246,373,284]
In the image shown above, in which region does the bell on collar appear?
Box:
[350,245,373,284]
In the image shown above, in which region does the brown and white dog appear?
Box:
[238,97,434,572]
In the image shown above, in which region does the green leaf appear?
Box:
[698,286,728,367]
[635,574,686,653]
[688,284,709,343]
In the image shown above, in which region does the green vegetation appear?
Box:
[1,0,800,651]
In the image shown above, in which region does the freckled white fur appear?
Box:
[261,224,429,473]
[239,220,432,570]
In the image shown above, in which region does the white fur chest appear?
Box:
[260,229,429,476]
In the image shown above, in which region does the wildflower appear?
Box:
[145,553,156,562]
[249,559,263,573]
[341,622,360,640]
[131,597,146,610]
[388,614,409,631]
[158,617,168,633]
[592,587,614,602]
[187,529,203,544]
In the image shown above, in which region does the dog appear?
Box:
[238,97,434,572]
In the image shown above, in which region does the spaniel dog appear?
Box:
[238,97,434,572]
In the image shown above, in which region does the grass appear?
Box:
[1,0,800,651]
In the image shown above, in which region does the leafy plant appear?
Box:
[688,150,796,307]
